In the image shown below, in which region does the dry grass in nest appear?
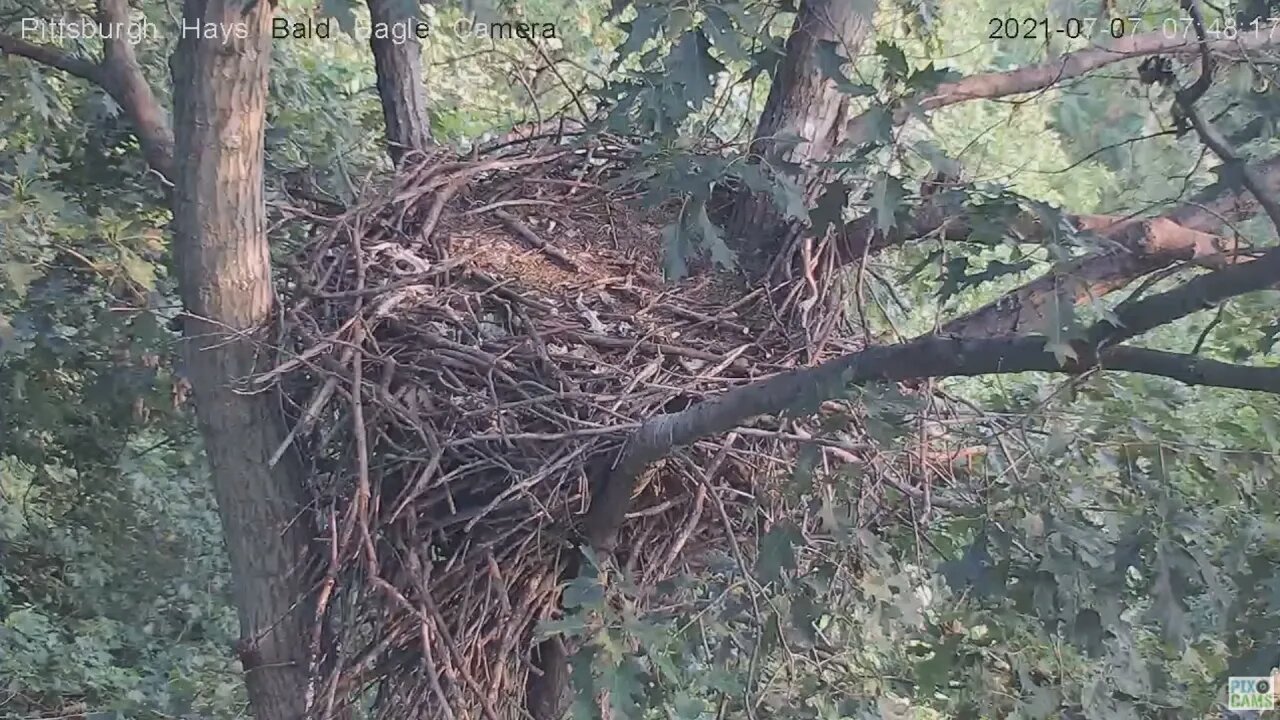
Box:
[261,145,942,719]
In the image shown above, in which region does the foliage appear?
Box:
[3,0,1280,717]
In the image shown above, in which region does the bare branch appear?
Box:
[1104,347,1280,393]
[1089,245,1280,348]
[0,32,103,82]
[586,245,1280,549]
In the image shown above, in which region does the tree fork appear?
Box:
[726,0,873,269]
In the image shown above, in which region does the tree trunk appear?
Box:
[727,0,874,267]
[367,0,432,164]
[170,2,312,719]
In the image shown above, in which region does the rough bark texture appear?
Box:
[367,0,431,164]
[170,2,311,719]
[726,0,874,267]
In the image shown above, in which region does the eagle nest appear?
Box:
[266,143,944,719]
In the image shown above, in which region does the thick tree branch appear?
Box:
[726,0,875,271]
[824,18,1280,337]
[170,0,310,716]
[1089,245,1280,348]
[0,0,174,181]
[98,0,174,180]
[1178,0,1280,230]
[0,32,103,81]
[585,244,1280,551]
[584,325,1280,550]
[366,0,432,165]
[941,153,1280,336]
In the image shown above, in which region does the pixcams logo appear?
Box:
[1227,674,1280,711]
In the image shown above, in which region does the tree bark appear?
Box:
[170,2,311,719]
[726,0,874,268]
[367,0,431,165]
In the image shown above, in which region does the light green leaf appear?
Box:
[2,263,40,299]
[119,249,157,290]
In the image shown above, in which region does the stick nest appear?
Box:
[266,145,904,719]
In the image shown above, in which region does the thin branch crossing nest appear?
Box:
[265,146,929,719]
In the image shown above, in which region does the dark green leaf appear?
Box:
[871,173,906,233]
[906,62,962,92]
[816,41,876,96]
[321,0,358,35]
[615,5,664,68]
[876,41,910,81]
[757,521,803,583]
[703,6,749,62]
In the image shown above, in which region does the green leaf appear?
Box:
[906,62,962,92]
[702,6,748,62]
[809,181,850,238]
[607,655,646,719]
[692,202,735,269]
[871,174,906,233]
[876,41,910,81]
[1046,341,1079,366]
[735,165,809,223]
[667,30,725,109]
[563,575,605,610]
[535,615,590,639]
[1043,286,1080,365]
[321,0,359,35]
[0,312,15,357]
[119,249,157,290]
[757,521,802,583]
[914,636,961,693]
[661,221,692,280]
[673,692,706,720]
[569,646,601,720]
[614,5,665,67]
[851,104,894,148]
[2,262,41,299]
[816,40,876,96]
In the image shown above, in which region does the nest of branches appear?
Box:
[265,142,939,719]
